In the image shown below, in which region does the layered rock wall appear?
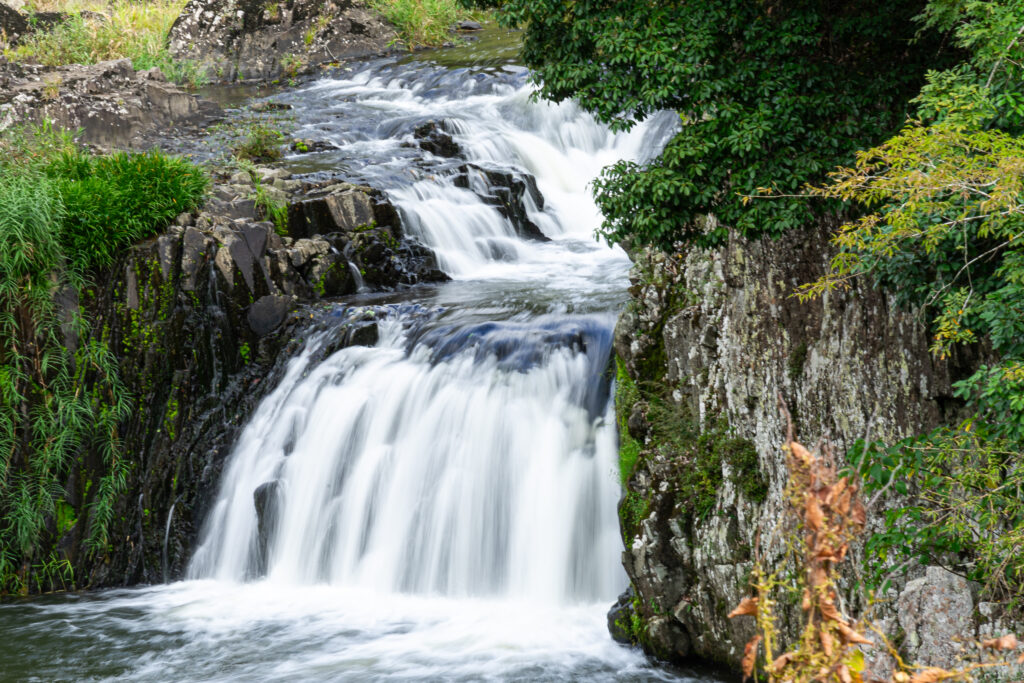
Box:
[611,223,1017,675]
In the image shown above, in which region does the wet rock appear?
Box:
[248,294,292,336]
[0,58,219,149]
[414,120,461,158]
[253,480,281,575]
[456,20,482,31]
[167,0,397,83]
[607,588,635,644]
[451,163,549,242]
[290,137,339,154]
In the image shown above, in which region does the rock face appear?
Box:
[0,58,219,149]
[610,223,1015,673]
[167,0,396,82]
[62,176,445,587]
[0,3,28,43]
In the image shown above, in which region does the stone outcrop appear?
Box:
[167,0,396,82]
[0,57,219,149]
[451,163,550,242]
[610,222,1016,674]
[62,174,445,587]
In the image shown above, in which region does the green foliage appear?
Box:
[849,426,1024,613]
[802,0,1024,446]
[370,0,482,48]
[614,357,641,485]
[48,149,209,270]
[0,125,206,592]
[468,0,950,250]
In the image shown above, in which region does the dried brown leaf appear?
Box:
[772,651,796,673]
[742,635,761,680]
[801,588,812,611]
[729,596,759,619]
[909,667,949,683]
[819,600,841,622]
[839,664,853,683]
[827,479,848,506]
[981,634,1018,650]
[837,621,874,646]
[851,500,866,526]
[806,496,824,530]
[820,628,834,657]
[791,440,814,466]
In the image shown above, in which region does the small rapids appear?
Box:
[0,28,716,683]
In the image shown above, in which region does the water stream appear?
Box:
[0,29,714,682]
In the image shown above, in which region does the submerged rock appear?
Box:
[413,120,461,158]
[167,0,397,82]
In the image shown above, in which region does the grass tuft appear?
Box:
[368,0,484,48]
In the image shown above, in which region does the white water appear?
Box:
[0,42,704,683]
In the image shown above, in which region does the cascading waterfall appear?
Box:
[0,35,704,683]
[188,56,678,605]
[189,314,623,605]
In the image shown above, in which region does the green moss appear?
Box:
[788,342,808,382]
[615,357,642,485]
[614,353,768,526]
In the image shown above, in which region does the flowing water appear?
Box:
[0,29,715,682]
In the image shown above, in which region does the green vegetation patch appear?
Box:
[371,0,484,48]
[5,0,205,87]
[0,123,208,593]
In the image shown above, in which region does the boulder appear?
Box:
[0,3,27,43]
[167,0,397,82]
[414,120,461,158]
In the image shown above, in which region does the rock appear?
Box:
[451,163,550,242]
[251,100,291,112]
[897,566,974,668]
[167,0,398,83]
[414,120,461,158]
[253,480,281,575]
[0,3,27,43]
[248,294,292,336]
[290,137,339,154]
[611,225,961,668]
[0,58,220,149]
[457,20,482,31]
[607,589,635,644]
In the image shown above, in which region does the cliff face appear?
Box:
[56,173,445,588]
[609,223,1018,675]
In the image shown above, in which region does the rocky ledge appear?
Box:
[168,0,396,82]
[69,171,446,587]
[0,57,220,149]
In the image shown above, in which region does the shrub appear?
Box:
[47,148,209,270]
[233,123,285,163]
